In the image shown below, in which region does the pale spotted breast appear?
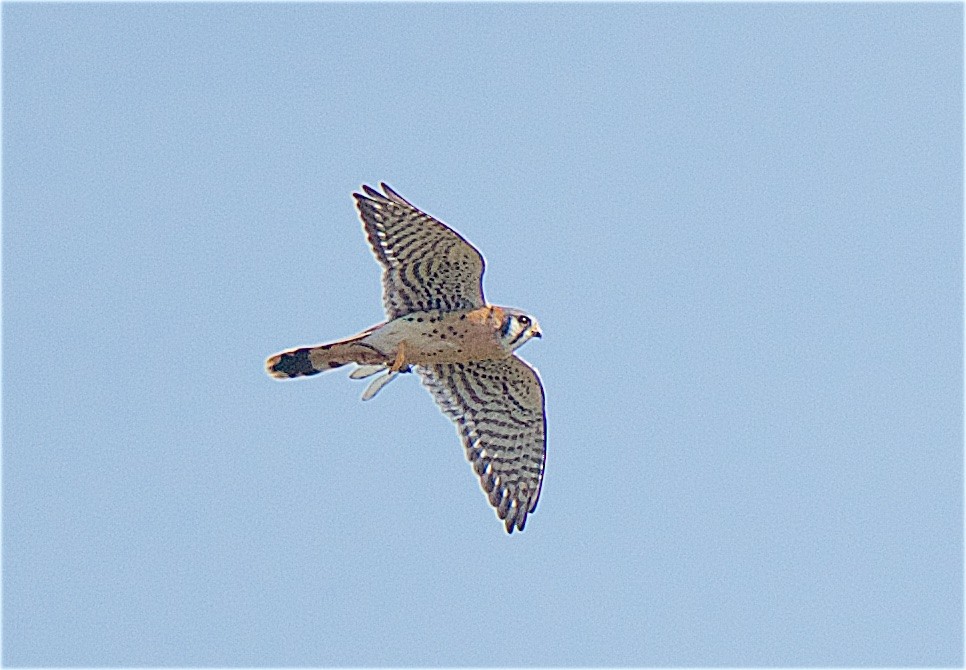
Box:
[362,307,508,366]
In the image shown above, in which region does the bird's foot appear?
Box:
[389,342,409,373]
[352,363,412,401]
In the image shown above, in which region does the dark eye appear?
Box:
[518,316,530,326]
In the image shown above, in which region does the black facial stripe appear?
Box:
[509,326,529,346]
[500,316,513,338]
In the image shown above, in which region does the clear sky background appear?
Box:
[3,3,962,666]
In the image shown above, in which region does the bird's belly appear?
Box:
[363,311,506,365]
[407,337,506,365]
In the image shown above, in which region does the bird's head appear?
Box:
[498,308,543,351]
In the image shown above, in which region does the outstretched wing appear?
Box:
[354,183,486,319]
[418,355,546,533]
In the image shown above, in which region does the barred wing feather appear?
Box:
[354,183,486,318]
[418,356,546,533]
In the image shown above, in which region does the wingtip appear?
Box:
[502,505,528,534]
[354,182,413,206]
[354,183,398,206]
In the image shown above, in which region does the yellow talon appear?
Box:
[390,342,408,372]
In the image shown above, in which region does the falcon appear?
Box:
[265,183,546,533]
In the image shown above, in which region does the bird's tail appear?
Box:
[265,335,386,379]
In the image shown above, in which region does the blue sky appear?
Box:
[3,2,962,666]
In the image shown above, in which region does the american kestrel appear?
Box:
[266,183,545,533]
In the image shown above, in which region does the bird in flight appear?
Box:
[265,183,546,533]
